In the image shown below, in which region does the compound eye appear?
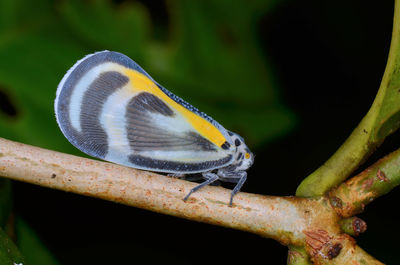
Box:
[245,153,251,159]
[235,139,241,146]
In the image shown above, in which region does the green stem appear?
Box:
[287,246,311,265]
[296,120,376,197]
[329,148,400,218]
[339,217,367,236]
[297,0,400,197]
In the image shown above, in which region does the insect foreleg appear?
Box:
[222,171,247,206]
[183,172,219,201]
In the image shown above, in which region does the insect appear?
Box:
[54,51,254,206]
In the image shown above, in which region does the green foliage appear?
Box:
[0,180,12,227]
[0,0,294,150]
[0,218,59,265]
[0,179,22,264]
[0,227,24,265]
[15,219,60,265]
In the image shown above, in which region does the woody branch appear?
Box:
[0,137,390,264]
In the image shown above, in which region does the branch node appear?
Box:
[340,217,367,236]
[327,243,343,260]
[376,169,389,182]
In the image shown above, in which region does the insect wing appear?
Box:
[55,51,234,173]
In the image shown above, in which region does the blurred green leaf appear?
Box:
[0,179,12,228]
[60,0,150,58]
[148,0,295,145]
[0,0,294,149]
[16,218,60,265]
[0,227,24,265]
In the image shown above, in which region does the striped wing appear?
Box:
[55,51,234,173]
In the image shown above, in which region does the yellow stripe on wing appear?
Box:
[123,68,227,148]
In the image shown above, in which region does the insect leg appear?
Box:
[229,172,247,206]
[183,172,219,201]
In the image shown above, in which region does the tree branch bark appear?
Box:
[0,138,321,245]
[0,137,385,264]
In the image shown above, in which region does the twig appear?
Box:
[0,137,384,264]
[0,138,319,244]
[339,217,367,237]
[329,148,400,218]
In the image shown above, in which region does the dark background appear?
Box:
[0,0,399,264]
